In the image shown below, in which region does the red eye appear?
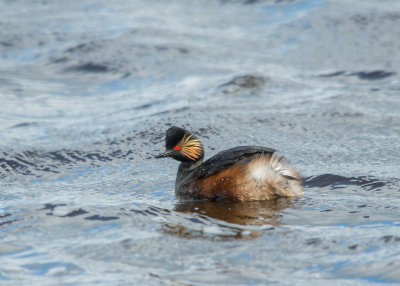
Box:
[174,145,180,150]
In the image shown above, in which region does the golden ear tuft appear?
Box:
[178,133,204,160]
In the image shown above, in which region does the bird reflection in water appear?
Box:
[163,198,297,239]
[175,198,295,226]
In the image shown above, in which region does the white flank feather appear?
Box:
[248,153,303,198]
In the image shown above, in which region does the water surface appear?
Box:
[1,0,400,285]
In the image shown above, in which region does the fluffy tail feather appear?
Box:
[248,153,303,198]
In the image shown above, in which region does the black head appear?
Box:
[155,126,204,162]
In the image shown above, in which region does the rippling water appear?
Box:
[1,0,400,284]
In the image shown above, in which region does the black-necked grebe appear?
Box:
[156,126,303,201]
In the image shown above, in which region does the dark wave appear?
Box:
[218,74,269,95]
[304,174,398,191]
[220,74,268,89]
[0,149,115,178]
[49,39,193,78]
[64,62,109,73]
[319,70,396,80]
[0,125,171,178]
[350,71,396,80]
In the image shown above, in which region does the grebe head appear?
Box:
[155,126,204,163]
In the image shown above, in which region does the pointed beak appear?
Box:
[155,150,171,159]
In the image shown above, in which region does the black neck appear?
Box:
[176,159,203,195]
[178,159,203,173]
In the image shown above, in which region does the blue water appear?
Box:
[1,0,400,285]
